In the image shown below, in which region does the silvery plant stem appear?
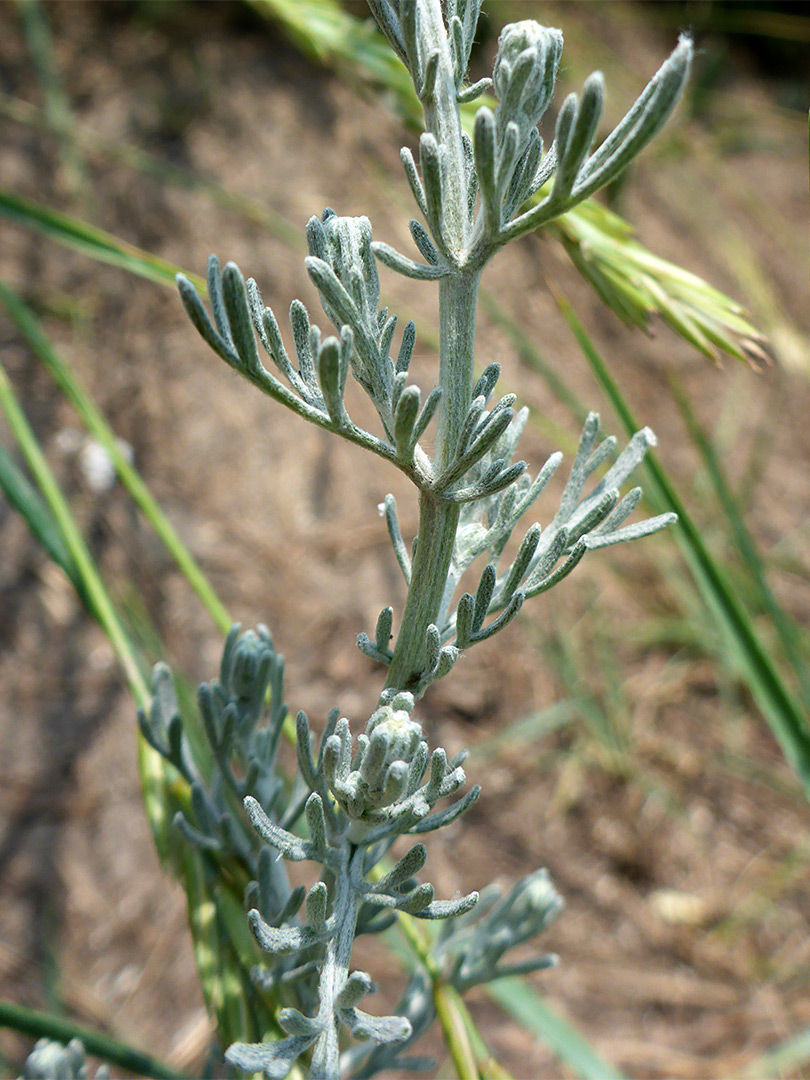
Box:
[385,272,481,693]
[385,0,479,694]
[309,849,361,1079]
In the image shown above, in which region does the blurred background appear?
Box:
[0,1,808,1077]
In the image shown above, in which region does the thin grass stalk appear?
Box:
[0,358,148,704]
[0,1001,185,1080]
[0,188,204,290]
[0,442,83,593]
[667,371,810,710]
[14,0,88,197]
[432,980,478,1080]
[365,861,511,1078]
[0,282,232,636]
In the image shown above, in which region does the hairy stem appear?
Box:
[310,849,362,1079]
[434,270,482,471]
[384,3,484,694]
[385,270,481,693]
[385,489,460,692]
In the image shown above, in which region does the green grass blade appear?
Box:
[0,188,204,290]
[0,1000,186,1080]
[557,296,810,798]
[668,372,810,710]
[0,281,231,635]
[0,355,148,703]
[486,980,628,1080]
[0,441,81,589]
[14,0,88,197]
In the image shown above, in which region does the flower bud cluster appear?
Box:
[492,21,563,148]
[305,209,380,348]
[322,693,467,843]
